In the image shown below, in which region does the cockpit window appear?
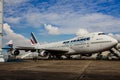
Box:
[98,33,105,35]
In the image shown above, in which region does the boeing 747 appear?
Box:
[12,32,118,59]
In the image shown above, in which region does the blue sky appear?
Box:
[2,0,120,46]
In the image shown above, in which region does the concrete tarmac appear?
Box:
[0,60,120,80]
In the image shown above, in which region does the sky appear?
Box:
[2,0,120,47]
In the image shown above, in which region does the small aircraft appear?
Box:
[10,32,118,59]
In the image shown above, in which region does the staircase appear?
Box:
[109,48,120,59]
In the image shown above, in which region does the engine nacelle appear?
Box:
[39,50,49,57]
[13,50,20,56]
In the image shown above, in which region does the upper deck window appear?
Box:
[98,33,105,35]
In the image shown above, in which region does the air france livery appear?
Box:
[14,32,118,59]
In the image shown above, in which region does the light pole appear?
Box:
[0,0,5,62]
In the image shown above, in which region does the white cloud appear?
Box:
[4,0,120,36]
[4,17,21,24]
[25,12,43,27]
[76,29,89,36]
[3,23,31,47]
[25,12,120,34]
[4,0,29,5]
[108,33,120,41]
[44,24,60,35]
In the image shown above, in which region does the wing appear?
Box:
[15,46,68,53]
[16,46,35,50]
[15,46,36,52]
[41,48,69,53]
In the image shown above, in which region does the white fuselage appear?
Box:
[35,32,118,55]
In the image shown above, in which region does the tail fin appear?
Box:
[2,40,13,50]
[6,40,13,48]
[30,32,39,45]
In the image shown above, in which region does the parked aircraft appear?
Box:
[12,32,118,59]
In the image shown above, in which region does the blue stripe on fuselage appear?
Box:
[31,33,37,43]
[63,37,90,44]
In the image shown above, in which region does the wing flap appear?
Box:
[16,46,68,52]
[16,46,35,50]
[41,48,69,53]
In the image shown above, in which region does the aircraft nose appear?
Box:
[111,38,118,46]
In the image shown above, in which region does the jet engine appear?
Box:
[39,50,50,57]
[13,50,20,56]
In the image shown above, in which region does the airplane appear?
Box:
[11,32,119,59]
